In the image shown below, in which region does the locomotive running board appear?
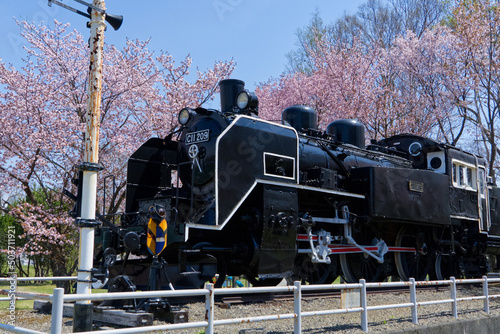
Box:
[186,179,365,231]
[256,179,365,199]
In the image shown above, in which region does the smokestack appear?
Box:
[219,79,245,114]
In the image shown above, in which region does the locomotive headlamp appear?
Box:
[157,206,166,217]
[178,108,193,125]
[236,91,249,109]
[236,91,258,111]
[149,204,166,218]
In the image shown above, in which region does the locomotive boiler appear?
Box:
[91,79,500,296]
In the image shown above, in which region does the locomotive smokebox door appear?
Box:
[258,185,298,278]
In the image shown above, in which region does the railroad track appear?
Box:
[216,283,451,305]
[217,279,500,305]
[141,280,500,306]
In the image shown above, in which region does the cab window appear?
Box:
[452,160,477,191]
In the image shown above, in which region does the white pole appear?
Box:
[360,279,368,332]
[451,276,458,318]
[483,275,490,313]
[204,283,214,334]
[50,288,65,334]
[74,0,106,331]
[293,281,302,334]
[410,277,418,324]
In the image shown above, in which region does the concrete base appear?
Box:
[385,314,500,334]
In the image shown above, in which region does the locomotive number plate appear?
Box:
[186,129,210,144]
[408,180,424,193]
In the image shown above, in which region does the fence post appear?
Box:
[205,283,214,334]
[294,281,301,334]
[482,275,489,314]
[450,277,457,318]
[50,288,64,334]
[410,277,418,324]
[360,279,368,332]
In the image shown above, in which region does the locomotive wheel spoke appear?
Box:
[394,226,432,281]
[435,254,461,280]
[292,255,338,284]
[339,226,385,283]
[340,251,384,283]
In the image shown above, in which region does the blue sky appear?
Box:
[1,0,366,92]
[0,1,367,201]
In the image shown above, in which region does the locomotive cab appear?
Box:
[376,134,495,233]
[376,134,445,171]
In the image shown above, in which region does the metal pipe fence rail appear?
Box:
[1,276,500,334]
[0,276,77,302]
[0,277,77,303]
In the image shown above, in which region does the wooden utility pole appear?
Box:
[73,0,106,331]
[47,0,122,331]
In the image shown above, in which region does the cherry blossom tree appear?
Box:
[449,0,500,179]
[258,39,379,131]
[0,20,234,280]
[9,197,77,279]
[258,31,461,141]
[374,26,467,141]
[286,0,449,73]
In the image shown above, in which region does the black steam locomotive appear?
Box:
[93,79,500,294]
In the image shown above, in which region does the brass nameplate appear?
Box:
[409,180,424,193]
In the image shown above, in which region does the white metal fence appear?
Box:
[1,276,500,334]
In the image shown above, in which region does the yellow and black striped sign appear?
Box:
[147,218,167,256]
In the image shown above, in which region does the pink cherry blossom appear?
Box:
[0,20,234,274]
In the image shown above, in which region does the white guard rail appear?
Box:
[1,276,500,334]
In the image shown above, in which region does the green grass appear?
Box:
[0,283,58,309]
[0,282,107,310]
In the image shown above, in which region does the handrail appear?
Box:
[1,276,500,334]
[0,276,77,282]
